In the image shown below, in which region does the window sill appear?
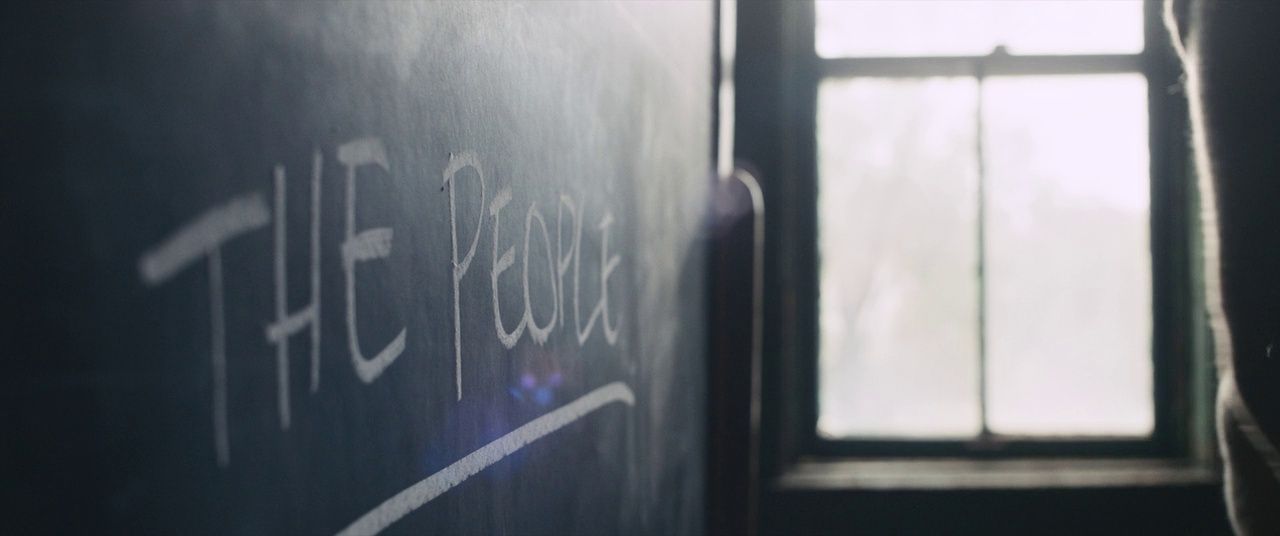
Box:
[777,457,1218,491]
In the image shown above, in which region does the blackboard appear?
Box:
[2,2,713,534]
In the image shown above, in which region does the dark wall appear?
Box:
[1,2,714,534]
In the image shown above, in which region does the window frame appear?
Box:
[742,0,1213,473]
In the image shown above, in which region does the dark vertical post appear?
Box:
[707,169,764,536]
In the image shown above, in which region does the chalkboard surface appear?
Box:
[2,2,712,534]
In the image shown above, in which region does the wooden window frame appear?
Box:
[738,0,1216,484]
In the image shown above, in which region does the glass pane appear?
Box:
[982,74,1153,436]
[817,78,981,439]
[816,1,1143,58]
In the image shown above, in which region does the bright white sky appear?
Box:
[815,1,1151,438]
[816,0,1144,58]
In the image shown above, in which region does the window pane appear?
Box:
[818,78,981,439]
[983,74,1153,436]
[816,1,1143,58]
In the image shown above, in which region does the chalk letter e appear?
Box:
[338,138,406,384]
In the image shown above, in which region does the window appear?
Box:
[734,1,1219,531]
[803,0,1198,455]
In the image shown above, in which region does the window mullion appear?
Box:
[975,59,991,439]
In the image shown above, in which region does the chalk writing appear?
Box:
[444,152,486,400]
[523,202,557,343]
[137,137,626,468]
[335,381,635,536]
[137,193,271,466]
[338,138,406,384]
[490,187,525,348]
[265,152,322,430]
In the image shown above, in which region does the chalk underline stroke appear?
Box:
[335,381,636,536]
